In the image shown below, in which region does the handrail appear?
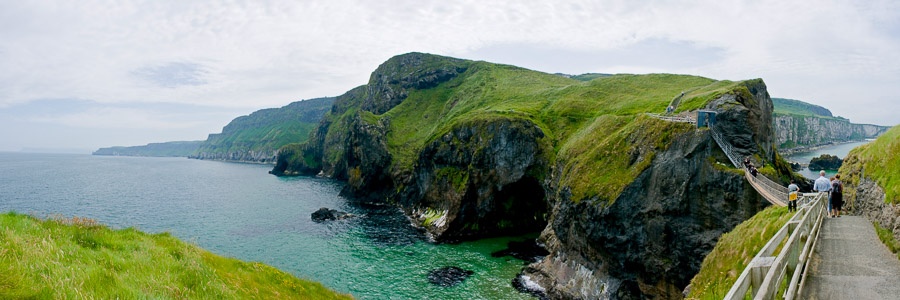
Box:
[645,113,696,124]
[710,125,788,206]
[724,192,827,299]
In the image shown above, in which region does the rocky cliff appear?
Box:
[772,98,889,151]
[522,80,777,299]
[191,97,334,163]
[273,53,790,298]
[839,125,900,243]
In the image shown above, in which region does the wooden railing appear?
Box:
[724,192,827,300]
[646,113,696,124]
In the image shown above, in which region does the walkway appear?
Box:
[802,216,900,299]
[648,93,788,207]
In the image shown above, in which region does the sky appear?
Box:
[1,0,898,153]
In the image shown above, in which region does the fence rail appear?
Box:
[646,113,696,124]
[724,192,827,300]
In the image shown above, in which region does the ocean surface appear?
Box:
[0,152,533,299]
[783,140,871,179]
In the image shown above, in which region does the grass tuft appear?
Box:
[0,212,352,299]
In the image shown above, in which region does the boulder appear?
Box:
[311,207,354,222]
[427,266,474,287]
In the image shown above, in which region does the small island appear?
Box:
[809,154,843,171]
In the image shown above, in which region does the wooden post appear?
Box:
[750,256,776,296]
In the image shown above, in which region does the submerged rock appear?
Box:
[491,239,549,264]
[311,207,354,222]
[427,266,474,287]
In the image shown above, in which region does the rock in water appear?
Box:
[311,207,354,222]
[427,266,474,287]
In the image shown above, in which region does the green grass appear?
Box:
[0,212,352,299]
[686,206,794,299]
[874,221,900,260]
[279,53,762,205]
[840,125,900,204]
[196,97,333,159]
[772,98,833,118]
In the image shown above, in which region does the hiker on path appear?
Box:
[788,180,799,212]
[813,171,832,212]
[831,174,844,218]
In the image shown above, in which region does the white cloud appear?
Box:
[0,0,897,150]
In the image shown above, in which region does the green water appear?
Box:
[0,153,533,299]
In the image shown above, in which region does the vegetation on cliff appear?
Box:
[773,98,833,118]
[808,154,843,171]
[685,206,793,299]
[275,53,760,205]
[0,212,351,299]
[93,141,203,157]
[840,124,900,205]
[193,97,334,162]
[772,97,889,150]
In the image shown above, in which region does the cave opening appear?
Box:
[444,175,549,242]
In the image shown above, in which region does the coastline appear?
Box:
[778,139,870,158]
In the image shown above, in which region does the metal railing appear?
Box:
[724,192,827,300]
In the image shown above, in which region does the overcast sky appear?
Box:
[1,1,898,153]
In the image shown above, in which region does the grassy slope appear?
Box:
[196,97,333,157]
[685,206,794,299]
[840,124,900,205]
[0,212,351,299]
[772,98,833,117]
[364,59,754,204]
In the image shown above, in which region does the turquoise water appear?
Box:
[784,140,871,179]
[0,153,533,299]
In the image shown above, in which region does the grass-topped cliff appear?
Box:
[192,97,334,163]
[275,53,758,205]
[273,52,784,298]
[773,98,833,118]
[772,98,888,150]
[0,212,351,299]
[842,124,900,205]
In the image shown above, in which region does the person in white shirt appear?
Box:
[813,170,832,213]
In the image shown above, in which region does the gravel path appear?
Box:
[804,215,900,299]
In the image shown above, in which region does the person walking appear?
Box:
[813,170,831,214]
[831,174,844,217]
[787,180,799,212]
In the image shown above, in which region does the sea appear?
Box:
[0,152,533,299]
[783,140,872,180]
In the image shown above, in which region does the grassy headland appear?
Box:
[281,53,765,205]
[0,212,351,299]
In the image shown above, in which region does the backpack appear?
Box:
[832,181,843,194]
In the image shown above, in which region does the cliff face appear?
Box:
[191,97,334,163]
[839,125,900,244]
[774,114,888,150]
[523,81,774,299]
[273,53,787,298]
